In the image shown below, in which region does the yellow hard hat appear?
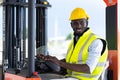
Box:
[69,8,90,20]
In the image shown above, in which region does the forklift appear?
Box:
[1,0,52,80]
[0,0,120,80]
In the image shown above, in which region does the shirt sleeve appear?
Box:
[86,39,103,73]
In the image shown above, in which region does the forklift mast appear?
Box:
[1,0,51,80]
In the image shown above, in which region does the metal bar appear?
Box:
[21,0,26,69]
[11,6,15,68]
[1,2,51,7]
[36,0,50,55]
[16,2,20,70]
[8,6,13,68]
[28,0,35,77]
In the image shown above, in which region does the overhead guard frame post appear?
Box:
[28,0,36,77]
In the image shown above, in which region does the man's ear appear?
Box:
[70,22,73,28]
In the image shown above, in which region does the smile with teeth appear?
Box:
[76,28,82,31]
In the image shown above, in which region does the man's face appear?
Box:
[71,19,88,34]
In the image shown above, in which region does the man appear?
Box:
[36,7,108,80]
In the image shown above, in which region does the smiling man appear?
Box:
[37,7,108,80]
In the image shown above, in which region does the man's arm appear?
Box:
[86,39,103,73]
[36,54,90,73]
[58,60,90,73]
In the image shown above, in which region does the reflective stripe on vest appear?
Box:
[78,33,94,64]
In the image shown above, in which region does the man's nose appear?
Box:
[78,23,82,28]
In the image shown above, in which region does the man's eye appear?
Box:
[73,22,79,26]
[79,21,84,24]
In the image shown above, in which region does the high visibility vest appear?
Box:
[66,29,108,80]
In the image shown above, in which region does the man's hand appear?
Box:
[36,54,60,65]
[36,54,47,60]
